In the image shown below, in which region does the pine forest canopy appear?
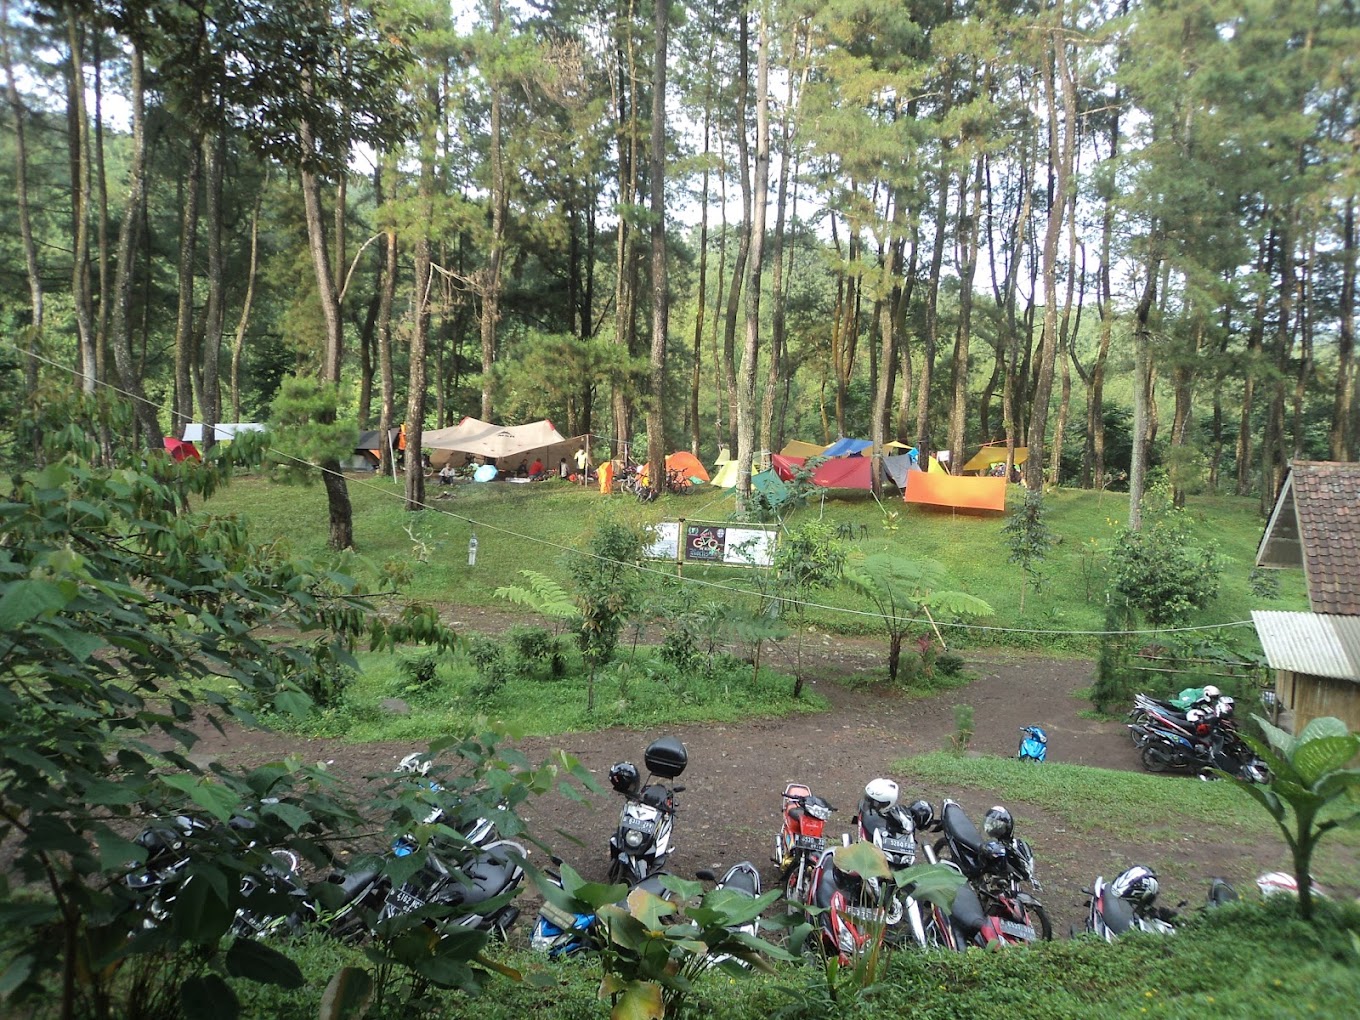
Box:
[0,0,1356,537]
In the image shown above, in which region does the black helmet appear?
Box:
[608,761,640,795]
[980,840,1009,874]
[908,799,934,831]
[983,805,1014,841]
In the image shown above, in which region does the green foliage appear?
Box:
[1248,567,1282,600]
[1109,485,1222,627]
[769,521,847,697]
[1092,602,1137,713]
[0,403,490,1019]
[951,704,976,755]
[569,519,647,712]
[1002,489,1054,613]
[466,634,513,697]
[494,570,580,625]
[1228,716,1360,921]
[508,626,570,679]
[266,374,355,479]
[531,863,791,1020]
[841,554,992,686]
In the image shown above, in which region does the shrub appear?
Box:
[508,625,569,678]
[466,634,512,696]
[1109,484,1221,626]
[935,651,966,677]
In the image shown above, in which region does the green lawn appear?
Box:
[203,473,1309,656]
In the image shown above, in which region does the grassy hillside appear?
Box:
[204,472,1308,656]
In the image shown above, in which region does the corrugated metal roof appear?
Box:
[1252,611,1360,683]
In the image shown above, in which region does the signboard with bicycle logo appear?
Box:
[642,520,777,571]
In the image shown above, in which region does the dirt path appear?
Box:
[177,614,1339,940]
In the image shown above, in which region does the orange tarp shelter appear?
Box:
[903,471,1007,511]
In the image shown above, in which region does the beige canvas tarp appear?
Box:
[421,417,567,466]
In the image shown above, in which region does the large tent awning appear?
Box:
[962,443,1028,473]
[822,437,874,458]
[420,417,566,462]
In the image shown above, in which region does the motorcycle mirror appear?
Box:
[672,785,686,793]
[695,869,717,881]
[550,854,565,866]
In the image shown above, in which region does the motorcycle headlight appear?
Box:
[807,803,831,821]
[624,828,646,848]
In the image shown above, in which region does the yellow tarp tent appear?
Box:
[962,444,1028,473]
[779,440,825,459]
[710,460,758,488]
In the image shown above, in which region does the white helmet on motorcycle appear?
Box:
[983,805,1014,841]
[1201,685,1221,700]
[1112,865,1159,906]
[1213,696,1235,718]
[862,777,899,813]
[397,752,432,776]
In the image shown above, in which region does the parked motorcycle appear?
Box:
[530,860,678,958]
[850,779,940,947]
[1128,689,1233,744]
[803,845,888,964]
[1084,865,1238,940]
[377,837,527,938]
[1018,725,1049,762]
[607,736,688,884]
[1130,709,1269,782]
[931,800,1051,944]
[694,862,763,968]
[774,782,835,906]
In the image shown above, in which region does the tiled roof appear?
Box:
[1291,461,1360,615]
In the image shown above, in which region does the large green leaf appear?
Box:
[178,974,239,1020]
[1252,714,1298,758]
[160,774,241,822]
[225,938,305,988]
[599,976,664,1020]
[1293,734,1360,787]
[890,861,968,910]
[626,887,678,930]
[318,967,373,1020]
[832,840,891,879]
[1298,716,1352,745]
[0,578,76,628]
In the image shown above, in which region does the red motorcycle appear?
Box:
[773,782,835,905]
[804,845,886,964]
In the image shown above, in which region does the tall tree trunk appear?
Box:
[481,0,507,423]
[172,137,203,438]
[2,0,41,392]
[1237,232,1272,496]
[376,156,398,478]
[725,13,753,456]
[916,164,949,460]
[230,177,265,422]
[1025,13,1075,490]
[299,113,353,549]
[1333,201,1357,459]
[612,0,640,454]
[1129,254,1159,529]
[736,7,769,511]
[107,44,161,447]
[947,154,984,471]
[407,93,436,512]
[201,133,226,441]
[689,115,710,455]
[645,0,670,487]
[66,10,95,395]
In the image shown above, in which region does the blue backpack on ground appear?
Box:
[1019,726,1048,762]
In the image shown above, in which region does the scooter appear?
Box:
[1018,726,1049,762]
[774,782,835,906]
[694,862,763,968]
[530,861,678,958]
[607,737,688,884]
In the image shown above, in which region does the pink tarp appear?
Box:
[771,454,872,489]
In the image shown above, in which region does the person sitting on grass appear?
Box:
[529,456,544,478]
[438,462,455,485]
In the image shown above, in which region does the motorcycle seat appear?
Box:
[450,848,520,907]
[950,883,985,939]
[330,867,382,899]
[641,785,673,809]
[942,801,983,855]
[1100,890,1136,935]
[719,863,760,896]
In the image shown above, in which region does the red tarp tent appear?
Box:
[771,454,872,489]
[163,437,201,462]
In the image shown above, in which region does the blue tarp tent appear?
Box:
[822,437,873,458]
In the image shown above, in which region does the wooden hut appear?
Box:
[1254,461,1360,733]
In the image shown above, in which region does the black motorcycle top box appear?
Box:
[644,737,688,779]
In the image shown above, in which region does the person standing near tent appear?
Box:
[574,443,591,484]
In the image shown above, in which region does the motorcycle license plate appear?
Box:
[880,836,913,854]
[793,835,825,852]
[998,919,1035,941]
[622,815,656,835]
[391,888,426,913]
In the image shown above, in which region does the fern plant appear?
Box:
[493,569,580,630]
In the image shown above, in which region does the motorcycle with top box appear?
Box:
[607,736,687,883]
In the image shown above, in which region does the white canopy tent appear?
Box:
[420,417,568,468]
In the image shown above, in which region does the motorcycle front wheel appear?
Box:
[1028,902,1054,941]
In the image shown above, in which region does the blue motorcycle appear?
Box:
[1018,726,1048,762]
